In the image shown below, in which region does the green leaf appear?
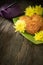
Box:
[13,17,19,23]
[21,32,43,44]
[12,17,43,44]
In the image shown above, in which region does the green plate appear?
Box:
[13,17,43,44]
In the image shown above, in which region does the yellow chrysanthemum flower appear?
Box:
[25,6,35,16]
[34,31,43,41]
[14,20,26,33]
[34,5,43,16]
[25,5,43,16]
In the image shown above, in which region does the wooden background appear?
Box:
[0,0,43,6]
[0,17,43,65]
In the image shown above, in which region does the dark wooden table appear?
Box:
[0,17,43,65]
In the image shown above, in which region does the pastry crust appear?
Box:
[19,14,42,34]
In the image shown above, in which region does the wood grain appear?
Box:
[0,17,43,65]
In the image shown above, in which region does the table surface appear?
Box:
[0,17,43,65]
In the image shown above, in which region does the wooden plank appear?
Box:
[0,17,43,65]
